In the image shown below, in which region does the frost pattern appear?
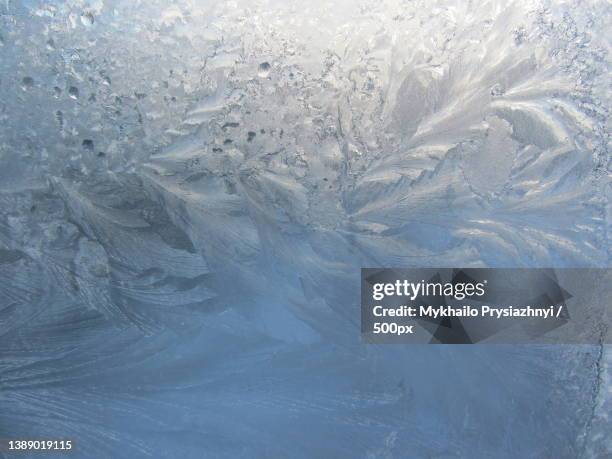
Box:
[0,0,610,458]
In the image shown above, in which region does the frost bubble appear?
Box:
[20,77,34,91]
[81,13,95,27]
[257,62,271,78]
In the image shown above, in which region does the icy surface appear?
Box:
[0,0,610,457]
